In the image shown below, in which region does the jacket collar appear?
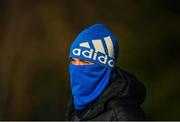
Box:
[67,67,128,120]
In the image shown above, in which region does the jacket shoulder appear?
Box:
[108,97,146,120]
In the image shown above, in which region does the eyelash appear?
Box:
[71,59,87,62]
[83,61,89,63]
[79,60,89,63]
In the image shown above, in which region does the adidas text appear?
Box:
[72,48,114,67]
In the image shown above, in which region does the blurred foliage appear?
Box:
[0,0,179,120]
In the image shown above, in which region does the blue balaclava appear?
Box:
[69,23,119,109]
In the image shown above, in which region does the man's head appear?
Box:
[69,23,119,109]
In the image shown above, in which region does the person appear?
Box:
[66,23,146,121]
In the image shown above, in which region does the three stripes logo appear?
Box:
[72,36,115,67]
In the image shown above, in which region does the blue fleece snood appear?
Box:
[69,23,119,109]
[69,62,112,109]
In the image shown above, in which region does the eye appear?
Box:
[85,61,91,64]
[71,58,77,64]
[80,60,93,65]
[71,58,76,61]
[83,61,89,64]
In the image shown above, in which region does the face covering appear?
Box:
[69,62,113,109]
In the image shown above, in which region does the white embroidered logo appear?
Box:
[72,36,115,67]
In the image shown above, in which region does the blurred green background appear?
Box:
[0,0,179,120]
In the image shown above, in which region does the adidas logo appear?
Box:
[72,36,115,67]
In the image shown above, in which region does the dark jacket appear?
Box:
[66,68,146,121]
